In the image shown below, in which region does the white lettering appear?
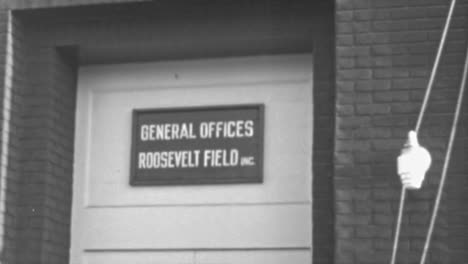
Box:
[139,119,254,141]
[140,125,149,141]
[138,152,146,168]
[137,150,201,169]
[244,120,254,137]
[199,122,208,139]
[227,121,236,138]
[203,149,239,167]
[172,123,180,139]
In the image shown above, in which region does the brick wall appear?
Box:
[14,46,77,264]
[0,8,14,264]
[0,0,465,264]
[0,8,29,264]
[335,1,468,264]
[5,0,151,10]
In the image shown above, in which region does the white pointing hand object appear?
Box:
[397,131,432,189]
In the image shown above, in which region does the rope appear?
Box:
[390,186,406,264]
[390,1,457,263]
[419,40,468,264]
[415,0,457,133]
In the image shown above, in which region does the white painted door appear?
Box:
[71,54,313,264]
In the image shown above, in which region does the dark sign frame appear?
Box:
[130,104,264,186]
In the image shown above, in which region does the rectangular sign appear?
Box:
[130,104,264,185]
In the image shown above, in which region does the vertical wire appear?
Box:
[419,40,468,264]
[390,1,457,263]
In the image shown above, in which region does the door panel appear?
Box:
[72,54,313,264]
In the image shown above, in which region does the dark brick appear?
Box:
[353,21,371,33]
[355,80,391,91]
[337,81,355,92]
[355,225,375,238]
[337,214,372,226]
[355,33,372,45]
[336,201,354,214]
[336,105,355,116]
[373,0,409,8]
[390,102,420,114]
[373,214,395,225]
[336,0,354,10]
[337,35,354,46]
[338,69,373,80]
[372,115,410,126]
[338,58,356,69]
[336,139,372,152]
[374,68,410,79]
[356,104,391,115]
[355,57,372,67]
[354,127,392,139]
[337,22,354,34]
[390,31,428,43]
[336,226,355,239]
[354,10,372,21]
[337,11,354,22]
[355,201,372,214]
[373,91,409,103]
[337,46,371,57]
[353,0,370,9]
[372,20,408,32]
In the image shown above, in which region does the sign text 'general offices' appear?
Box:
[130,105,264,185]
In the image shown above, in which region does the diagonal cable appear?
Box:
[419,39,468,264]
[390,1,457,263]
